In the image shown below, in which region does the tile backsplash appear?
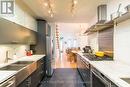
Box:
[0,45,29,63]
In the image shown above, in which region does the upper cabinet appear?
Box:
[0,18,36,45]
[0,0,37,31]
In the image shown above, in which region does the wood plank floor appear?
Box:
[40,52,84,87]
[54,52,77,69]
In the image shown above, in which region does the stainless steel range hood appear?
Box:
[97,4,107,23]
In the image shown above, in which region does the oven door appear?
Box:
[81,59,90,86]
[91,70,110,87]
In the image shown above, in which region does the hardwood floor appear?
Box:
[40,52,84,87]
[55,53,77,68]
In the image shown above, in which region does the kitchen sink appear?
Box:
[0,60,37,86]
[0,61,34,70]
[0,64,25,70]
[13,61,34,65]
[121,78,130,84]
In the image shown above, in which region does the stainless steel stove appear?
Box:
[83,53,113,61]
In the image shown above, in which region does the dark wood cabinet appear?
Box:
[37,57,45,80]
[30,69,40,87]
[0,18,36,45]
[30,20,48,54]
[77,54,90,87]
[30,19,52,55]
[30,33,46,54]
[18,76,31,87]
[18,58,45,87]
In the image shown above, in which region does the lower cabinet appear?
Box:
[77,54,90,87]
[18,58,45,87]
[18,76,31,87]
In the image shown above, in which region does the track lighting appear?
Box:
[43,0,55,18]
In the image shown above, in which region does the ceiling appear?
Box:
[22,0,108,23]
[57,23,88,40]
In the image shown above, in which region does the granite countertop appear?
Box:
[0,55,45,84]
[76,52,130,87]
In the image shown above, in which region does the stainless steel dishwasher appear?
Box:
[91,66,111,87]
[91,66,118,87]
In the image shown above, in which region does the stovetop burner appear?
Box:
[83,53,113,61]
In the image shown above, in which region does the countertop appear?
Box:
[0,71,16,84]
[76,51,130,87]
[0,54,45,84]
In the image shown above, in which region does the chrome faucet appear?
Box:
[4,51,13,63]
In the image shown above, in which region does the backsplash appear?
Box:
[88,32,99,52]
[0,45,29,63]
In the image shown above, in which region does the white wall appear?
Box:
[77,35,88,50]
[114,19,130,63]
[107,0,130,21]
[88,32,99,52]
[0,45,29,63]
[0,0,35,64]
[107,0,130,64]
[57,23,89,50]
[0,0,37,31]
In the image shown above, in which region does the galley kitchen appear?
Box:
[0,0,130,87]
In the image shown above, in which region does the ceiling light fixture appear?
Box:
[74,0,78,4]
[48,10,51,13]
[43,0,55,18]
[50,14,54,18]
[44,2,48,7]
[70,0,78,16]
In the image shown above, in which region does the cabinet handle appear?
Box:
[40,71,43,74]
[41,63,44,65]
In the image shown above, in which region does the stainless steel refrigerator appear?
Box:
[30,20,54,77]
[46,24,54,76]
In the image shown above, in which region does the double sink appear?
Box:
[0,60,37,86]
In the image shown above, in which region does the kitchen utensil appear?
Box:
[110,3,122,20]
[117,3,122,13]
[104,51,113,58]
[26,50,32,56]
[110,12,123,20]
[95,51,104,57]
[82,46,92,53]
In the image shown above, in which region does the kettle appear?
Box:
[83,46,92,53]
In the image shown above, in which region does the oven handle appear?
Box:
[92,70,110,86]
